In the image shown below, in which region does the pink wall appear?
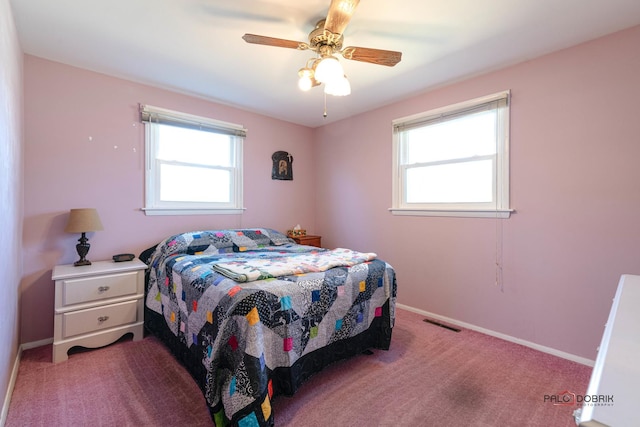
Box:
[313,25,640,360]
[21,57,316,343]
[0,0,23,410]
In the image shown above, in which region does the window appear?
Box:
[391,91,511,218]
[141,105,246,215]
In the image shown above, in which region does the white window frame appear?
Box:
[390,91,512,218]
[141,104,246,216]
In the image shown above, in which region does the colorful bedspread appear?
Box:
[144,228,397,427]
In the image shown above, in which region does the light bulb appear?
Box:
[314,56,344,85]
[298,75,312,91]
[297,68,314,91]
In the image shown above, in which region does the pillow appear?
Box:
[230,230,261,252]
[236,229,271,247]
[261,228,294,246]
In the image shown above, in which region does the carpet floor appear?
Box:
[6,309,591,426]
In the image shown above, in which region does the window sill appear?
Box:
[389,208,513,218]
[142,207,245,216]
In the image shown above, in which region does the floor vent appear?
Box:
[423,318,461,332]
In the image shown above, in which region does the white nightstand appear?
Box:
[52,258,147,363]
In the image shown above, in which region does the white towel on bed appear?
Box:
[212,248,377,282]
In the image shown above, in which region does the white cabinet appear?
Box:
[578,274,640,426]
[52,259,147,363]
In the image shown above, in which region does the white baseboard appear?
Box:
[1,347,22,427]
[20,337,53,351]
[396,303,595,367]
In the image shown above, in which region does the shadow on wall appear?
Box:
[19,270,56,345]
[23,211,88,267]
[20,211,76,344]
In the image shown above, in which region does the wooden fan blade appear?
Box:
[324,0,360,35]
[242,34,308,50]
[341,46,402,67]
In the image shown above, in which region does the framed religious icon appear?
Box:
[272,151,293,180]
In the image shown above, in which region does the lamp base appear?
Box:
[74,232,92,267]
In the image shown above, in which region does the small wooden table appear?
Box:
[291,235,322,248]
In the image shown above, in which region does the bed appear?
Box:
[141,228,397,427]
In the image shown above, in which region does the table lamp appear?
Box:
[64,208,104,266]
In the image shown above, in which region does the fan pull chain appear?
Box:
[323,91,328,118]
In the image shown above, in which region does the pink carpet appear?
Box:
[6,309,591,426]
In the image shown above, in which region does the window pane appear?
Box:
[157,124,232,167]
[405,110,497,164]
[160,164,230,203]
[406,159,494,203]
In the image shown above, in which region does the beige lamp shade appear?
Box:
[64,208,104,233]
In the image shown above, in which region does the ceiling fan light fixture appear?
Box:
[324,74,351,96]
[314,55,344,85]
[242,0,402,106]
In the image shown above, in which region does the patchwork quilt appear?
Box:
[144,228,397,427]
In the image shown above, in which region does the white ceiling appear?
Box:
[10,0,640,128]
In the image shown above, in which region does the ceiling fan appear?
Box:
[242,0,402,97]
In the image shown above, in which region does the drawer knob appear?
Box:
[98,286,110,293]
[97,316,109,323]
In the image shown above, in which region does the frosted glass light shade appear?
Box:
[314,56,344,84]
[324,75,351,96]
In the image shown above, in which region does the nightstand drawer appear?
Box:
[292,235,322,247]
[62,271,139,306]
[62,300,138,338]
